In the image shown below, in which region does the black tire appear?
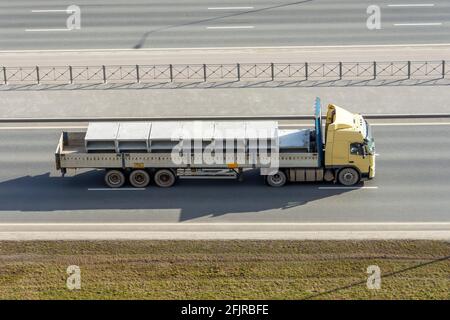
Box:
[154,169,176,188]
[266,171,287,187]
[104,169,126,188]
[129,169,150,188]
[337,167,360,186]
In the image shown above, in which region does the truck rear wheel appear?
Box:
[104,169,126,188]
[337,168,360,186]
[266,171,287,187]
[154,169,176,188]
[129,169,150,188]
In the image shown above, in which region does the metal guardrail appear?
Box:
[1,60,448,85]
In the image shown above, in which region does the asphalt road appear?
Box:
[0,0,449,50]
[0,122,449,224]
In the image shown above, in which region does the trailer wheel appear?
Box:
[129,169,150,188]
[104,169,126,188]
[154,169,176,188]
[337,168,360,186]
[266,171,287,187]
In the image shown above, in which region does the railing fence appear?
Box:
[1,60,448,85]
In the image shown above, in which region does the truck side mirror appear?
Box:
[361,145,367,158]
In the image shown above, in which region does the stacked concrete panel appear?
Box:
[85,122,120,152]
[116,122,152,152]
[84,121,289,154]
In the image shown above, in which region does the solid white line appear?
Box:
[2,230,448,240]
[0,122,450,130]
[31,9,68,13]
[371,122,450,126]
[1,123,449,131]
[284,120,450,129]
[0,222,448,226]
[0,126,86,130]
[87,188,146,191]
[388,4,435,7]
[207,26,254,29]
[394,23,442,26]
[318,186,378,190]
[208,7,254,10]
[2,43,450,53]
[25,28,71,32]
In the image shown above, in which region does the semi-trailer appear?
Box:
[55,98,375,188]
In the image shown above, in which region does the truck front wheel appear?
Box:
[266,171,287,187]
[337,168,360,186]
[104,169,126,188]
[154,169,176,188]
[129,169,150,188]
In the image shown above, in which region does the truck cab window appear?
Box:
[350,143,363,155]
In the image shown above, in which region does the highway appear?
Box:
[0,121,449,240]
[0,0,449,50]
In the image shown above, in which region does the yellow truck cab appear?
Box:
[324,104,376,185]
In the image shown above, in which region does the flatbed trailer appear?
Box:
[55,99,375,188]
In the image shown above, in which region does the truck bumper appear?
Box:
[369,165,375,179]
[362,166,375,181]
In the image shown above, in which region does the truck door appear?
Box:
[348,142,369,173]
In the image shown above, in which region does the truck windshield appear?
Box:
[363,120,375,154]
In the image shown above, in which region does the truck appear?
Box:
[55,98,376,188]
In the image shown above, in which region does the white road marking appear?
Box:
[1,222,448,240]
[88,188,146,191]
[0,126,86,130]
[27,9,72,32]
[2,230,448,240]
[375,153,380,156]
[394,23,442,26]
[1,122,449,131]
[371,122,450,126]
[25,29,71,32]
[208,7,254,10]
[388,4,435,7]
[233,122,445,127]
[207,26,254,29]
[318,186,378,190]
[31,9,68,13]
